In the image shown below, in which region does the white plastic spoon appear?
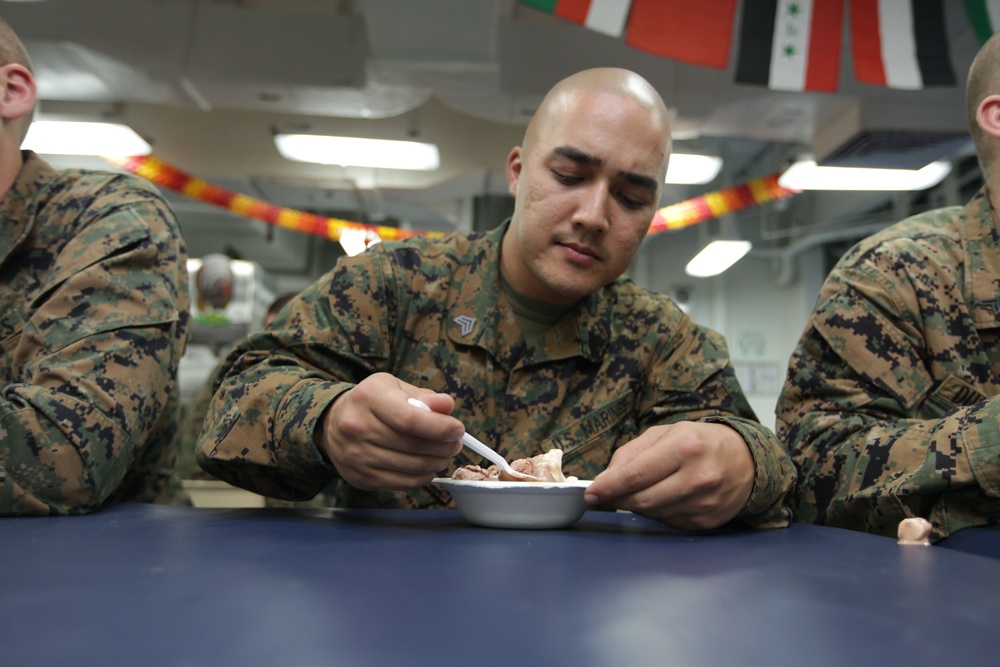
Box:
[407,397,538,480]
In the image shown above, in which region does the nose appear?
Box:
[573,181,611,234]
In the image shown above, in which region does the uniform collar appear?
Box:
[0,152,51,268]
[444,220,611,369]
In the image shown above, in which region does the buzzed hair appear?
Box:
[0,18,32,71]
[967,31,1000,176]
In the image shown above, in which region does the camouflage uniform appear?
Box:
[199,222,793,527]
[0,151,190,515]
[777,186,1000,541]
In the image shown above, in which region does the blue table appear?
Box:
[938,524,1000,559]
[3,503,998,667]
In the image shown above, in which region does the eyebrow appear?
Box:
[550,146,659,192]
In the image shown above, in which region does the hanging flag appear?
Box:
[520,0,737,69]
[625,0,738,69]
[964,0,1000,44]
[851,0,956,89]
[519,0,631,37]
[734,0,844,92]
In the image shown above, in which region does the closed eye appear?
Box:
[552,170,581,185]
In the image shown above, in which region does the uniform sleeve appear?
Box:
[0,187,187,515]
[776,259,997,540]
[641,315,795,529]
[197,250,396,500]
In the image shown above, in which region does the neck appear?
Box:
[0,146,24,200]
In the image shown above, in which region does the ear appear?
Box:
[0,63,35,122]
[977,94,1000,139]
[506,146,523,199]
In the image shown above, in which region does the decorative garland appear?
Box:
[105,155,437,244]
[107,155,798,242]
[649,173,798,234]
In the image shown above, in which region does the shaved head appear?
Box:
[524,68,672,184]
[0,18,32,72]
[967,31,1000,177]
[0,18,34,146]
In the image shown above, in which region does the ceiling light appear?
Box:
[665,153,723,185]
[274,134,440,171]
[778,159,952,191]
[22,120,151,156]
[685,239,752,278]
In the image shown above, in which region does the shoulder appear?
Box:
[606,277,687,326]
[339,229,492,281]
[25,159,179,242]
[824,205,968,296]
[838,205,964,271]
[601,277,706,352]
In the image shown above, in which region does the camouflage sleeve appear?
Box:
[0,190,187,515]
[776,263,992,539]
[197,252,394,500]
[642,318,794,529]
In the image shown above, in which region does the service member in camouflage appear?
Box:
[199,68,794,530]
[0,18,190,515]
[776,33,1000,542]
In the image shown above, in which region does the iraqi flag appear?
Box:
[734,0,844,92]
[851,0,956,89]
[519,0,631,37]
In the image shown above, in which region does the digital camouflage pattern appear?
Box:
[0,151,190,515]
[777,186,1000,542]
[199,221,793,528]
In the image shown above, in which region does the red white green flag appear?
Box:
[519,0,631,37]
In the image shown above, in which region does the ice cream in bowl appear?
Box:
[433,449,593,529]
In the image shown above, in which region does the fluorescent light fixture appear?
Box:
[778,159,951,191]
[666,153,723,185]
[685,239,752,278]
[22,120,152,156]
[274,134,440,170]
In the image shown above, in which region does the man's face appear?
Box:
[501,90,668,306]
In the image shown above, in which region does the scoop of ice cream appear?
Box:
[897,517,933,546]
[502,449,567,482]
[451,449,574,482]
[451,465,499,481]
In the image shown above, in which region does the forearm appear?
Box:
[784,399,990,535]
[0,327,179,515]
[196,348,351,499]
[641,319,794,527]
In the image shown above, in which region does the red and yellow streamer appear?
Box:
[105,154,439,244]
[107,155,798,242]
[649,173,798,234]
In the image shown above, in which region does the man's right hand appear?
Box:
[313,373,464,490]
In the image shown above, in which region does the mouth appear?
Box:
[559,241,600,262]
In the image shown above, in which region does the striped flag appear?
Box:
[734,0,844,92]
[519,0,631,37]
[964,0,1000,44]
[851,0,956,89]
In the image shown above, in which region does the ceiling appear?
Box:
[0,0,986,285]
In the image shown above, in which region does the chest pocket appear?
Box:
[920,375,989,418]
[547,394,634,478]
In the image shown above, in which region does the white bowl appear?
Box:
[432,478,593,529]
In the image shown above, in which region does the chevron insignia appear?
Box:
[453,315,476,336]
